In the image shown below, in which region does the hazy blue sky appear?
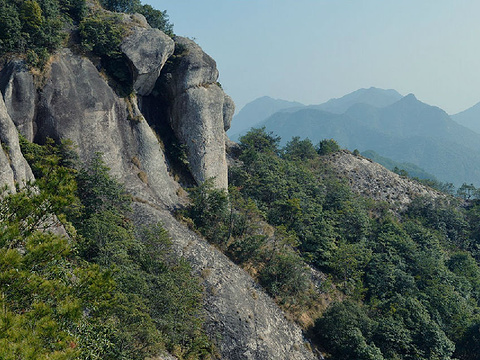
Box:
[147,0,480,114]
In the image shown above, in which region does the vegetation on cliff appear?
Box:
[184,128,480,360]
[0,0,172,69]
[0,138,214,359]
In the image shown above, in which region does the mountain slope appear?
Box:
[310,86,402,114]
[0,10,317,360]
[451,101,480,134]
[229,87,402,141]
[228,96,303,140]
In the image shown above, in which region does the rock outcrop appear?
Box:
[34,48,180,208]
[157,36,234,189]
[0,28,317,359]
[0,92,34,191]
[324,150,445,208]
[0,60,36,141]
[134,203,317,360]
[121,15,175,96]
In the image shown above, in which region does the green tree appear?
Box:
[20,0,43,34]
[282,136,317,161]
[314,301,384,360]
[317,138,340,155]
[0,0,22,52]
[137,4,173,35]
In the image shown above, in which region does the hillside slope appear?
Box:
[0,7,317,360]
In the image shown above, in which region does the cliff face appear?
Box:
[0,14,317,360]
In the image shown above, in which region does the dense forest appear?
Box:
[182,128,480,360]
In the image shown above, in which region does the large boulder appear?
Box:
[121,17,175,96]
[157,36,233,189]
[0,60,37,141]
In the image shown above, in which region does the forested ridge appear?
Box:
[183,128,480,360]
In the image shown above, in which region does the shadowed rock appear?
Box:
[0,60,36,141]
[121,17,175,96]
[0,93,34,191]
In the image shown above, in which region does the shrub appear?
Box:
[317,138,340,155]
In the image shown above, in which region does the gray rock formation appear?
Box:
[0,60,36,141]
[121,19,175,96]
[158,36,233,189]
[0,44,317,359]
[35,49,180,208]
[325,150,445,208]
[0,93,34,191]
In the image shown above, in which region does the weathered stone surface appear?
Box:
[121,24,174,96]
[324,150,445,208]
[0,60,36,141]
[1,48,318,360]
[170,85,229,188]
[133,202,318,360]
[167,37,219,95]
[0,93,34,191]
[35,49,180,208]
[223,94,235,131]
[158,36,233,189]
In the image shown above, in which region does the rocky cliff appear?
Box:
[324,150,445,208]
[0,13,317,360]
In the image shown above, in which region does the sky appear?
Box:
[147,0,480,115]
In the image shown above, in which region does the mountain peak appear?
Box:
[315,87,403,114]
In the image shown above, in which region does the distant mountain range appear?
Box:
[229,87,480,187]
[451,102,480,134]
[228,96,304,137]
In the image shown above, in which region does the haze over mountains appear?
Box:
[229,87,480,187]
[451,101,480,134]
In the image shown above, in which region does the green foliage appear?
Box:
[314,301,383,360]
[224,128,480,359]
[136,4,174,35]
[282,136,317,161]
[457,182,480,200]
[0,0,68,67]
[79,13,123,58]
[100,0,173,34]
[0,0,22,53]
[101,0,140,13]
[11,139,215,359]
[317,138,340,155]
[0,0,170,70]
[238,127,280,155]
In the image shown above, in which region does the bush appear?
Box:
[79,13,123,58]
[317,138,340,155]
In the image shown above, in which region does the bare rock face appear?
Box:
[133,202,317,360]
[121,20,175,96]
[35,49,180,208]
[325,150,445,208]
[158,36,234,189]
[0,93,34,191]
[0,60,36,141]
